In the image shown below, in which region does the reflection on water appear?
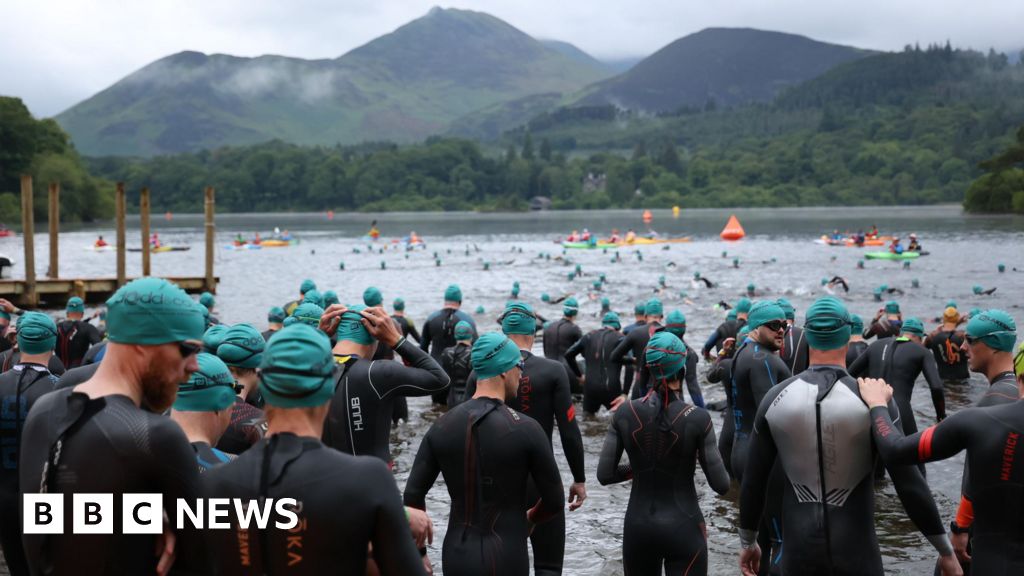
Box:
[2,206,1021,575]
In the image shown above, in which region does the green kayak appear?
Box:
[864,251,921,260]
[562,242,619,249]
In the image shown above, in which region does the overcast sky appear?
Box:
[4,0,1022,117]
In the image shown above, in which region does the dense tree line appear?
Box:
[963,125,1024,213]
[0,97,113,224]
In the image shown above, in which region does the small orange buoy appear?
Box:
[720,214,745,241]
[327,210,335,220]
[642,209,652,224]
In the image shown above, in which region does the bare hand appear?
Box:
[406,507,434,549]
[937,552,964,576]
[721,338,737,356]
[609,394,627,412]
[568,482,587,511]
[952,531,971,563]
[422,554,434,575]
[739,544,761,576]
[155,510,177,576]
[361,306,402,348]
[857,378,892,408]
[0,298,15,314]
[318,304,349,336]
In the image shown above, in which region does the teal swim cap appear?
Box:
[454,320,474,341]
[105,278,205,346]
[268,306,286,324]
[644,331,687,382]
[645,298,664,317]
[203,324,229,353]
[600,297,610,310]
[737,324,750,340]
[634,302,647,315]
[602,312,621,329]
[885,301,900,314]
[776,298,795,321]
[363,286,383,307]
[300,279,316,295]
[302,289,324,308]
[445,284,463,303]
[66,297,85,314]
[471,332,523,380]
[562,297,579,317]
[541,293,551,303]
[972,285,983,295]
[803,296,852,351]
[16,312,57,355]
[217,323,266,369]
[173,353,236,412]
[850,314,864,335]
[746,300,786,331]
[501,301,537,335]
[946,300,958,310]
[393,298,405,311]
[966,309,1017,352]
[901,317,925,338]
[258,324,336,408]
[511,282,520,297]
[335,304,373,345]
[735,298,752,314]
[199,292,215,310]
[284,302,324,329]
[664,310,686,338]
[726,309,738,321]
[747,283,756,292]
[322,290,340,308]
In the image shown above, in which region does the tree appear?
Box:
[657,141,684,176]
[521,132,534,161]
[539,138,552,161]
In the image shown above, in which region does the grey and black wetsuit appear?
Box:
[404,397,564,576]
[597,388,729,575]
[740,365,952,575]
[730,340,792,481]
[848,337,946,435]
[565,327,623,414]
[421,308,476,404]
[204,432,426,575]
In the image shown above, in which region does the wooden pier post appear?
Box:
[48,182,59,278]
[140,188,151,276]
[204,187,215,292]
[20,175,37,306]
[116,182,126,286]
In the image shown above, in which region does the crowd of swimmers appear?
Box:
[0,274,1022,576]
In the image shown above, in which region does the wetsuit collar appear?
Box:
[13,362,50,373]
[992,371,1017,385]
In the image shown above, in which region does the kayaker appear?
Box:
[869,224,879,238]
[150,232,160,248]
[855,230,866,246]
[889,237,904,254]
[94,235,108,248]
[908,233,923,252]
[609,229,621,243]
[625,229,637,243]
[581,228,592,241]
[568,229,580,242]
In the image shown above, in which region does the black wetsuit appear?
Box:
[848,337,946,435]
[392,314,421,343]
[0,349,65,376]
[18,388,210,575]
[845,340,869,368]
[216,395,267,454]
[707,356,736,478]
[630,337,703,408]
[464,350,585,576]
[621,320,646,336]
[421,308,476,404]
[542,318,582,394]
[81,340,106,365]
[565,327,623,414]
[609,322,660,397]
[702,318,742,357]
[261,328,280,342]
[55,319,102,369]
[740,366,950,575]
[730,340,792,481]
[0,363,59,576]
[324,338,449,465]
[54,362,99,389]
[191,440,232,472]
[780,325,809,374]
[863,317,901,340]
[597,390,730,575]
[204,433,426,575]
[925,328,970,384]
[404,397,564,576]
[870,393,1024,574]
[440,342,473,408]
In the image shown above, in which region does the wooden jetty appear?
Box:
[0,175,219,307]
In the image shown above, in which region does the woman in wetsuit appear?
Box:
[598,331,730,575]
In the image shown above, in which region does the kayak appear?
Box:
[225,243,262,251]
[864,251,922,260]
[563,242,619,249]
[626,236,692,245]
[84,245,115,252]
[127,246,190,253]
[259,239,298,247]
[816,236,888,247]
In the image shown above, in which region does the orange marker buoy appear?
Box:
[642,209,652,224]
[720,214,745,241]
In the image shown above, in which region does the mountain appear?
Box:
[572,28,871,112]
[540,40,613,71]
[56,7,613,156]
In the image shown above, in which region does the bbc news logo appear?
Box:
[23,494,299,534]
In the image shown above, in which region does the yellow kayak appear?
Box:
[610,236,692,245]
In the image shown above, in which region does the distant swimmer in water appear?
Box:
[972,284,997,296]
[826,276,850,293]
[691,272,714,289]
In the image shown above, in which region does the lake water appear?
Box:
[1,205,1022,574]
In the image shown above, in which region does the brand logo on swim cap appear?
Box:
[110,290,190,308]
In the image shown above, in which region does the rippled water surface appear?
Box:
[3,206,1022,574]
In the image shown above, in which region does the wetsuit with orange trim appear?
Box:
[404,397,565,576]
[597,387,730,575]
[464,349,585,575]
[870,391,1024,574]
[925,328,970,385]
[849,337,946,435]
[741,366,953,575]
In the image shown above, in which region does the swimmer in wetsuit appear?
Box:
[777,299,809,374]
[707,326,749,479]
[441,321,474,407]
[392,297,422,343]
[703,298,751,359]
[169,352,237,471]
[609,298,664,404]
[598,331,730,576]
[925,307,971,387]
[846,314,869,367]
[54,297,102,369]
[214,324,270,454]
[262,305,286,342]
[18,278,211,576]
[203,324,428,576]
[542,297,583,393]
[863,300,903,340]
[421,284,477,405]
[404,332,565,576]
[739,296,958,576]
[622,302,647,335]
[0,312,59,576]
[630,310,704,407]
[284,278,317,317]
[566,312,624,414]
[321,304,449,465]
[464,302,586,576]
[849,317,946,435]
